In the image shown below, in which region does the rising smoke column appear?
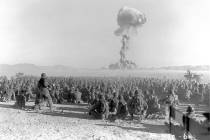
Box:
[112,6,146,69]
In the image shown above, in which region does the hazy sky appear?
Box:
[0,0,210,68]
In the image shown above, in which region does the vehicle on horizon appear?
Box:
[184,70,202,82]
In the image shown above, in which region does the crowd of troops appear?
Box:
[0,74,209,120]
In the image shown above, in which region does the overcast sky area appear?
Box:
[0,0,210,68]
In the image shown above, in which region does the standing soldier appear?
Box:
[35,73,53,111]
[164,88,179,120]
[165,88,179,106]
[185,87,192,102]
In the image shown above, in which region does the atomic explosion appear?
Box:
[109,6,146,70]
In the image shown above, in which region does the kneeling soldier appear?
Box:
[112,95,128,121]
[89,94,109,119]
[128,89,148,120]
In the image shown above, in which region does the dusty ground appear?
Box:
[0,101,175,140]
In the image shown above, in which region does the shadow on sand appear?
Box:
[57,106,88,113]
[40,111,90,120]
[0,102,33,110]
[59,102,88,107]
[26,104,92,120]
[96,122,168,134]
[96,122,191,139]
[0,101,91,120]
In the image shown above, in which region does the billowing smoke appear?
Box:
[115,6,146,36]
[109,6,146,70]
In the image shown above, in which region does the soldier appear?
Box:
[1,82,9,102]
[89,94,109,119]
[145,90,161,119]
[80,84,90,103]
[128,89,148,120]
[5,84,15,102]
[62,84,70,101]
[185,88,192,101]
[72,88,82,104]
[34,86,42,110]
[143,90,150,102]
[109,91,119,114]
[35,73,53,111]
[164,88,179,119]
[198,83,205,105]
[25,86,34,102]
[69,86,75,103]
[126,89,134,106]
[182,105,195,138]
[89,92,98,106]
[167,89,179,106]
[54,85,64,104]
[123,90,130,103]
[105,89,113,102]
[114,95,128,120]
[48,84,56,103]
[10,84,16,101]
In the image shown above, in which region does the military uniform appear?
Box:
[115,95,128,120]
[185,89,192,101]
[81,86,90,103]
[54,86,65,104]
[164,89,179,119]
[109,92,119,113]
[5,88,15,102]
[35,73,53,111]
[128,90,148,120]
[89,94,109,119]
[73,89,82,104]
[25,86,34,101]
[166,90,179,106]
[145,93,160,118]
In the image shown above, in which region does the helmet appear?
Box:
[41,73,47,79]
[186,105,194,114]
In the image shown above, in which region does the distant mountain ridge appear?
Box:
[0,63,209,77]
[0,63,77,77]
[140,65,210,71]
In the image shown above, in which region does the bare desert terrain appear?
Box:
[0,101,175,140]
